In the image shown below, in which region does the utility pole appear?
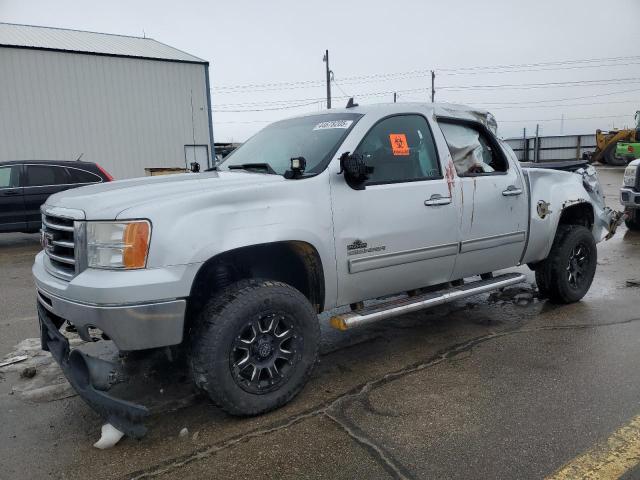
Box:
[431,70,435,103]
[522,127,527,162]
[323,50,331,109]
[560,113,565,135]
[393,92,397,103]
[534,123,540,163]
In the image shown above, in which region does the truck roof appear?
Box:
[289,102,497,131]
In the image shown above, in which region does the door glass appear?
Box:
[67,168,101,184]
[25,165,69,186]
[438,122,508,176]
[354,115,441,184]
[0,166,18,188]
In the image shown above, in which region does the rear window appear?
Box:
[25,165,69,187]
[67,167,101,184]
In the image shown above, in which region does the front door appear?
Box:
[437,120,528,279]
[330,113,461,306]
[0,165,26,232]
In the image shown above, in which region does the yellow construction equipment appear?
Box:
[590,111,640,165]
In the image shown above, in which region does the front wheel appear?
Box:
[535,225,597,304]
[190,279,320,416]
[625,209,640,231]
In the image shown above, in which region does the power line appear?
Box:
[212,54,640,92]
[467,87,640,105]
[214,100,322,113]
[440,77,640,91]
[484,98,639,110]
[499,113,630,123]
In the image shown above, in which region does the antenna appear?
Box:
[346,97,358,109]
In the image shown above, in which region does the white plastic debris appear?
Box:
[0,355,28,369]
[93,423,125,449]
[179,427,189,438]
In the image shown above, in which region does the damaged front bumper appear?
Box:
[38,303,149,438]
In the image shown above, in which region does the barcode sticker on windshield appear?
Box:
[313,120,353,130]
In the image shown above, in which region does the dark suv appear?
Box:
[0,160,112,233]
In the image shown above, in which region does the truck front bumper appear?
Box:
[38,303,149,438]
[36,287,186,350]
[32,251,199,350]
[620,187,640,209]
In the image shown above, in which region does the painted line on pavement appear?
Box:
[546,414,640,480]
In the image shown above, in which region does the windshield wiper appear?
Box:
[227,163,277,174]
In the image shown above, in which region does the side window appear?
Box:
[354,115,441,184]
[25,165,70,187]
[0,166,19,188]
[67,168,101,184]
[438,122,508,176]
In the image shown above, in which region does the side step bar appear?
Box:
[329,272,526,331]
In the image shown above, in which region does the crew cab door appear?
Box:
[330,113,460,306]
[437,120,528,278]
[0,165,26,232]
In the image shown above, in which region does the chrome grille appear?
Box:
[41,213,77,280]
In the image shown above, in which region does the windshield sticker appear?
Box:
[313,120,353,130]
[389,133,410,156]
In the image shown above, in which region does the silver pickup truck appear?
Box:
[621,159,640,230]
[34,103,621,437]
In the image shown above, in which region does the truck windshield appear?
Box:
[219,113,362,176]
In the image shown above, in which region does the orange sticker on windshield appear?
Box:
[389,133,410,156]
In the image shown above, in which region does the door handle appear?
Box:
[502,185,523,196]
[3,190,20,196]
[424,194,452,206]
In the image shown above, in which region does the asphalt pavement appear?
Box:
[1,167,639,480]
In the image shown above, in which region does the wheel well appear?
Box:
[187,241,325,325]
[558,202,594,229]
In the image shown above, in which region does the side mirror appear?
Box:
[339,152,374,189]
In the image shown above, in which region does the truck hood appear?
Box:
[45,171,285,220]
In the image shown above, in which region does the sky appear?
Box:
[2,0,640,142]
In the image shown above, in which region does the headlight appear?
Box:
[86,220,151,269]
[623,165,637,187]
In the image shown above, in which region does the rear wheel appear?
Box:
[603,143,627,166]
[626,209,640,231]
[190,279,320,416]
[535,225,597,304]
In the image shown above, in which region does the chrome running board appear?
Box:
[329,272,526,331]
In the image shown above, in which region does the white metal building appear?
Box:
[0,23,214,179]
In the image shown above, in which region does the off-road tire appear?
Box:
[603,143,626,166]
[625,210,640,231]
[535,225,597,304]
[189,279,320,416]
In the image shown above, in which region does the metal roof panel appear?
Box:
[0,23,206,63]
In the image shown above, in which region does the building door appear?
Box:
[185,145,209,169]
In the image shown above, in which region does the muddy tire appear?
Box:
[625,210,640,231]
[535,225,597,304]
[189,279,320,416]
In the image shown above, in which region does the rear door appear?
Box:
[0,165,26,232]
[437,120,528,278]
[23,164,72,230]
